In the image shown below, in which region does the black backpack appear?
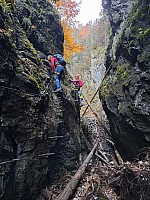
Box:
[54,54,66,66]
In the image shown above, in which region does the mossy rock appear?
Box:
[100,63,132,101]
[28,75,41,90]
[137,51,150,67]
[25,39,37,56]
[99,76,111,101]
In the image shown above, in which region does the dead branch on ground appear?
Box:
[55,140,99,200]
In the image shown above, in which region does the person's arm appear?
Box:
[79,80,83,87]
[51,57,55,72]
[70,79,79,83]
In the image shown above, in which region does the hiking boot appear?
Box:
[53,88,62,93]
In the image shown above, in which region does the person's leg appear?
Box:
[59,66,64,89]
[75,89,79,101]
[79,91,84,105]
[55,75,60,89]
[54,66,64,92]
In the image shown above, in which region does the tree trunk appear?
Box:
[55,140,99,200]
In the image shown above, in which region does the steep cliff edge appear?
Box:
[0,1,81,200]
[101,0,150,160]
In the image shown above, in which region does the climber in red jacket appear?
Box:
[70,74,83,106]
[48,54,58,72]
[70,74,83,90]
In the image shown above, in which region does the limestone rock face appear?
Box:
[0,1,80,200]
[101,0,150,160]
[87,51,105,89]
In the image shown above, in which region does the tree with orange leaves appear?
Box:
[53,0,84,61]
[62,21,84,61]
[55,0,80,25]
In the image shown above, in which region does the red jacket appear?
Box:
[49,57,58,72]
[71,79,83,87]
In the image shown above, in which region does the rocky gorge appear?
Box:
[0,0,150,199]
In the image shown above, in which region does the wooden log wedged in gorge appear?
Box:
[82,65,112,118]
[42,187,52,200]
[82,93,110,135]
[98,149,109,163]
[55,140,99,200]
[82,88,99,117]
[95,153,110,166]
[106,139,123,165]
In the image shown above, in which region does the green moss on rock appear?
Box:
[100,63,131,101]
[99,77,111,101]
[25,39,37,56]
[137,52,150,67]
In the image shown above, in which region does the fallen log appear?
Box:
[106,139,123,165]
[95,153,110,166]
[42,187,52,200]
[55,140,99,200]
[97,149,109,163]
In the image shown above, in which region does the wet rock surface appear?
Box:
[0,1,80,200]
[101,0,150,160]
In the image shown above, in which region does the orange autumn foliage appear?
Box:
[79,25,89,40]
[62,22,85,61]
[54,0,84,61]
[55,0,80,25]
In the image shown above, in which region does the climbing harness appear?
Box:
[55,72,60,75]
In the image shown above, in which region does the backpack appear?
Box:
[53,54,66,66]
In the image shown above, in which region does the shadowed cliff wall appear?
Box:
[101,0,150,160]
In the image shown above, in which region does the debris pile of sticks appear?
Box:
[72,148,150,200]
[110,148,150,200]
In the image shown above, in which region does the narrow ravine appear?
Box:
[0,0,150,200]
